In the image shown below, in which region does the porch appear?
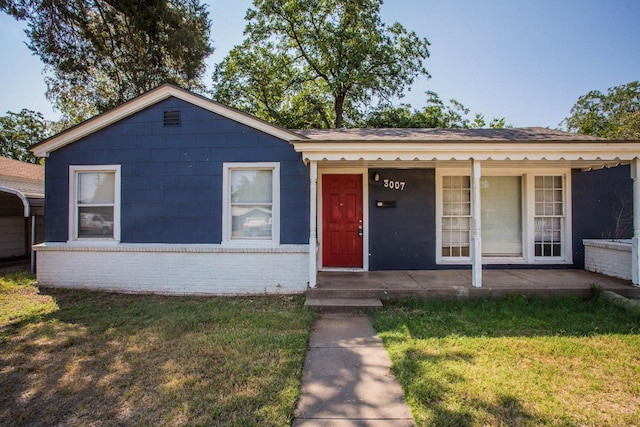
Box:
[307,269,640,302]
[294,130,640,292]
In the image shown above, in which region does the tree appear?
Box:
[212,0,430,128]
[562,81,640,139]
[2,0,213,125]
[0,109,50,163]
[362,91,508,129]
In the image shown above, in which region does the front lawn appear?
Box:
[0,273,314,426]
[374,295,640,427]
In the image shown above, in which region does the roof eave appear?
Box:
[31,84,306,158]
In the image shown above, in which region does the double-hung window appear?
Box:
[441,175,471,257]
[69,165,121,241]
[437,169,570,263]
[534,176,564,257]
[223,163,280,244]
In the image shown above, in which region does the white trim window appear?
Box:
[534,176,565,258]
[222,162,280,244]
[69,165,121,241]
[436,168,571,264]
[441,175,471,258]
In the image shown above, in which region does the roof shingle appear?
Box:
[0,156,44,181]
[293,127,605,142]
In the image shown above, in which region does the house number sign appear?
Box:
[383,179,406,190]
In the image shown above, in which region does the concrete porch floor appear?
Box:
[308,269,640,301]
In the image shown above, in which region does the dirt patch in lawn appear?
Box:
[0,276,314,426]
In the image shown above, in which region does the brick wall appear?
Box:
[35,243,309,295]
[583,239,632,281]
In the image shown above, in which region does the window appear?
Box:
[437,169,571,264]
[69,165,120,241]
[481,176,523,257]
[534,176,564,257]
[441,175,471,257]
[223,163,279,243]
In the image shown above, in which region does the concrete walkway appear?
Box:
[293,313,414,426]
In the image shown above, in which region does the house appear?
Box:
[30,84,640,294]
[0,156,44,269]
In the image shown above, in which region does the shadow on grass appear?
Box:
[379,294,640,341]
[0,288,314,426]
[375,295,640,426]
[391,347,543,426]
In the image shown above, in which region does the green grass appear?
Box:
[0,274,315,426]
[374,295,640,427]
[0,272,58,326]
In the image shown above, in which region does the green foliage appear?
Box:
[362,91,508,128]
[2,0,213,125]
[212,0,430,128]
[562,81,640,139]
[0,109,50,163]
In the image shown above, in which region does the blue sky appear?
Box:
[0,0,638,128]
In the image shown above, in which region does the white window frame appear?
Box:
[436,169,473,264]
[531,174,570,262]
[436,167,572,265]
[440,174,472,259]
[68,165,121,242]
[222,162,280,246]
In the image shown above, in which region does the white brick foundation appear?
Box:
[583,239,632,281]
[34,243,309,295]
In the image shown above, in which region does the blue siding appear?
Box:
[571,165,632,269]
[45,97,309,244]
[366,167,633,271]
[368,169,436,270]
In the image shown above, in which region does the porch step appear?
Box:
[307,288,422,301]
[304,297,383,313]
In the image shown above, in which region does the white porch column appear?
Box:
[631,158,640,286]
[309,161,318,288]
[471,159,482,287]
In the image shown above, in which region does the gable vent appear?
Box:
[163,110,181,127]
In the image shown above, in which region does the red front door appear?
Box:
[322,174,363,267]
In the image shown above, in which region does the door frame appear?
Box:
[318,167,369,271]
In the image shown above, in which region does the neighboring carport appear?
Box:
[0,157,44,272]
